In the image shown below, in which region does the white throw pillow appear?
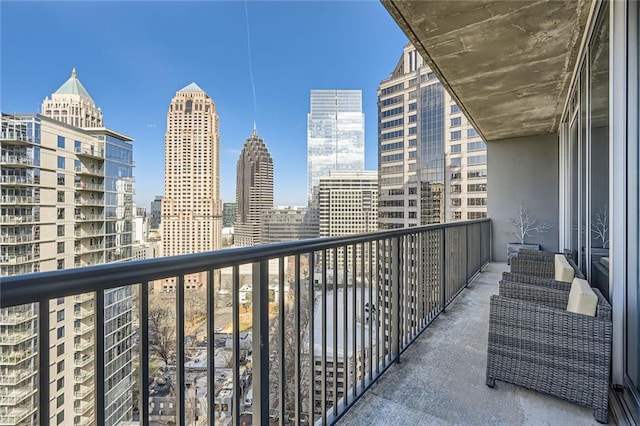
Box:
[566,278,598,317]
[555,254,575,283]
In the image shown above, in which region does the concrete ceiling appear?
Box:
[382,0,593,141]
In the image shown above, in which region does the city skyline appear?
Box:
[0,1,408,208]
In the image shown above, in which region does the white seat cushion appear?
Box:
[566,278,598,317]
[555,254,575,283]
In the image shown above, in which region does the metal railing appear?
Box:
[0,219,490,426]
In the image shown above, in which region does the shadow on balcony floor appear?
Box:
[337,263,607,426]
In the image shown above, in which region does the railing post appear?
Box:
[176,275,185,426]
[252,261,269,425]
[441,228,447,312]
[95,290,105,424]
[465,224,470,284]
[38,301,49,426]
[140,283,150,425]
[390,237,401,363]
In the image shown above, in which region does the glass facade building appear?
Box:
[307,90,365,203]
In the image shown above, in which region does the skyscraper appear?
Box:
[0,69,135,426]
[162,82,222,256]
[377,44,487,229]
[234,128,274,247]
[307,90,365,204]
[222,202,237,228]
[150,195,163,230]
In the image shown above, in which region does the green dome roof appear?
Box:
[54,68,94,103]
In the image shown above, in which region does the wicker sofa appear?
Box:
[486,281,612,423]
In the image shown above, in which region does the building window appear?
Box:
[56,343,64,357]
[57,326,65,339]
[467,170,487,179]
[57,297,64,304]
[57,259,64,270]
[57,191,65,203]
[468,183,487,192]
[451,184,461,193]
[409,151,417,159]
[408,212,417,219]
[57,242,65,254]
[57,394,64,409]
[408,115,417,123]
[56,310,64,322]
[408,102,417,111]
[450,144,461,153]
[467,211,487,219]
[451,104,460,114]
[450,158,461,167]
[450,131,461,140]
[56,411,64,424]
[57,208,65,220]
[451,172,461,180]
[450,117,461,127]
[408,187,417,195]
[468,155,487,165]
[57,225,65,237]
[57,156,65,169]
[57,173,65,186]
[467,128,479,138]
[57,136,65,149]
[451,198,461,207]
[451,212,462,220]
[467,141,486,151]
[467,197,487,206]
[408,126,417,135]
[56,360,64,374]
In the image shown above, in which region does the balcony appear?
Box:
[0,387,36,406]
[75,198,104,207]
[0,235,33,245]
[73,322,94,335]
[0,219,616,424]
[0,350,36,366]
[74,229,104,238]
[0,131,35,145]
[0,176,34,186]
[0,254,34,265]
[0,406,37,425]
[0,215,35,224]
[75,244,103,254]
[74,144,104,159]
[0,195,35,205]
[0,331,34,345]
[74,182,104,192]
[74,166,104,177]
[0,156,34,167]
[0,370,36,386]
[75,214,105,222]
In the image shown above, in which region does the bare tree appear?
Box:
[269,280,312,422]
[148,295,176,367]
[591,202,609,248]
[510,203,552,244]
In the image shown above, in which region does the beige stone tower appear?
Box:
[41,68,103,128]
[162,83,222,258]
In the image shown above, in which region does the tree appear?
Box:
[269,281,312,421]
[591,202,609,248]
[510,203,552,244]
[148,295,176,368]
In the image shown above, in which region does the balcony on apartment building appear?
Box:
[0,218,615,425]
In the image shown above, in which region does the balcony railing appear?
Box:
[0,219,490,425]
[0,156,34,166]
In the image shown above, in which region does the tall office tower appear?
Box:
[307,90,365,204]
[318,171,378,275]
[1,110,135,424]
[234,128,274,247]
[149,195,163,230]
[260,206,319,244]
[162,83,222,256]
[377,44,487,229]
[222,202,237,228]
[41,68,103,128]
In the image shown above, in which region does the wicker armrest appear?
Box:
[509,257,554,278]
[487,294,612,423]
[501,272,572,291]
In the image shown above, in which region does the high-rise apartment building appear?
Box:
[260,206,319,244]
[162,83,222,256]
[149,195,163,230]
[234,128,274,247]
[307,90,365,204]
[377,44,487,229]
[222,202,237,228]
[0,70,135,426]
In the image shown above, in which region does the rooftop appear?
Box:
[53,68,95,103]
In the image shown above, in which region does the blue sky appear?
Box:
[1,1,407,208]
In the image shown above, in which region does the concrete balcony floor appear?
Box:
[338,263,606,426]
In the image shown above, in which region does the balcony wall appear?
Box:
[487,134,559,261]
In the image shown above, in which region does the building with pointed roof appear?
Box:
[234,127,274,247]
[41,68,103,127]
